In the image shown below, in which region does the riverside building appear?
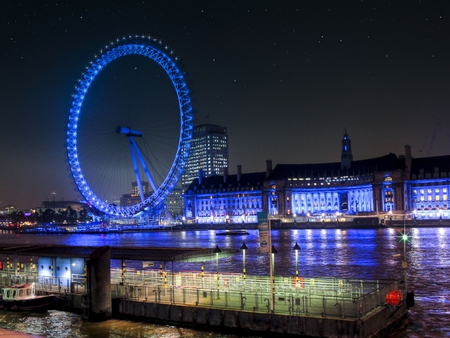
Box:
[183,131,450,224]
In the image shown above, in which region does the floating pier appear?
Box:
[0,244,411,337]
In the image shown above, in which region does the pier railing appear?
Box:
[110,269,399,319]
[0,269,399,320]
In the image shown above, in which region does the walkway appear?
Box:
[0,328,43,338]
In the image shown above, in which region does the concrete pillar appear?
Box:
[88,246,111,321]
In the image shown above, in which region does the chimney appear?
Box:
[266,160,273,178]
[223,167,228,183]
[237,165,242,182]
[404,144,412,175]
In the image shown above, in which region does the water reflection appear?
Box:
[0,227,449,337]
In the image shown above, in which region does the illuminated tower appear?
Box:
[341,129,353,170]
[182,124,229,189]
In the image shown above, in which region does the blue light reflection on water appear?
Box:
[2,227,450,337]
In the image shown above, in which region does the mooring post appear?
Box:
[88,246,112,321]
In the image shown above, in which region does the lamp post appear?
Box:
[214,245,221,298]
[293,242,300,287]
[271,245,278,276]
[401,215,408,293]
[270,245,277,312]
[240,242,248,284]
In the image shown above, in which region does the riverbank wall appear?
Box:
[176,217,450,231]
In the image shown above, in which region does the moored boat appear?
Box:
[216,230,249,236]
[0,283,54,311]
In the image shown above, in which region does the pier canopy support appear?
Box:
[89,246,111,321]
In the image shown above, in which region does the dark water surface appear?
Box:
[0,227,449,337]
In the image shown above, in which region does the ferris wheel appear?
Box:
[66,35,194,218]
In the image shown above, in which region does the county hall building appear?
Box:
[183,132,450,224]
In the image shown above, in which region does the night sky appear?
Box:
[1,1,449,209]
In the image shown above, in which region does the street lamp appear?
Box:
[270,245,278,313]
[240,242,248,284]
[292,242,300,287]
[271,245,278,276]
[214,245,221,298]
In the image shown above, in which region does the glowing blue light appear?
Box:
[66,36,193,218]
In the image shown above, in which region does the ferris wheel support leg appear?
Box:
[129,137,158,192]
[129,140,145,203]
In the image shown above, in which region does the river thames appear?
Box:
[0,226,449,337]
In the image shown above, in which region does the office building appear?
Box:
[181,124,229,189]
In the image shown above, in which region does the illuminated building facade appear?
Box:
[120,181,150,207]
[184,165,267,224]
[183,132,450,224]
[407,155,450,220]
[181,124,229,189]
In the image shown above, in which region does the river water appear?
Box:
[0,227,449,337]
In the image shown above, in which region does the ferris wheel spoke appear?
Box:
[129,141,145,203]
[66,36,194,218]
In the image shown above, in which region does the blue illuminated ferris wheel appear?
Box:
[66,35,193,218]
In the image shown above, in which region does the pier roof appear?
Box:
[0,244,237,262]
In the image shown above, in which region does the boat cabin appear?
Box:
[1,283,37,300]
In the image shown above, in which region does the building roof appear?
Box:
[0,244,237,262]
[267,153,403,180]
[410,155,450,174]
[185,172,267,192]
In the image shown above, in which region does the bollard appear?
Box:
[264,298,270,313]
[240,292,246,309]
[305,296,309,315]
[288,295,294,314]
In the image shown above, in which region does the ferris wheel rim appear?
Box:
[66,36,193,218]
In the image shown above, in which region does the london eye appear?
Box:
[66,35,193,219]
